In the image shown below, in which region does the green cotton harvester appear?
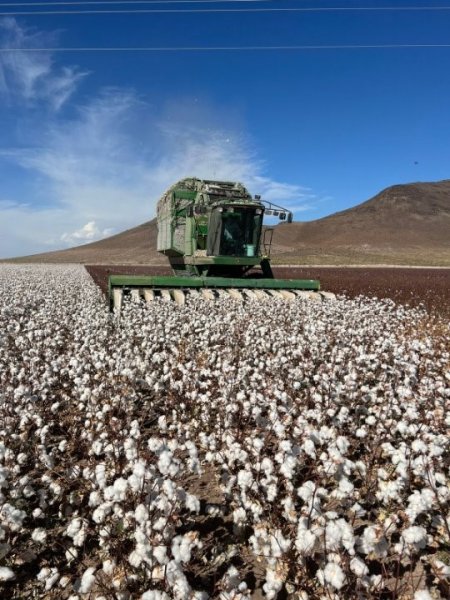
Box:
[109,178,334,310]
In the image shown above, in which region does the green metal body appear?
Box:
[157,178,277,277]
[108,178,322,307]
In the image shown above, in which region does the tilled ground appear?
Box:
[86,265,450,317]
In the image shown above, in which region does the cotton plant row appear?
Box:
[0,265,448,600]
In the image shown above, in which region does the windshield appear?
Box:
[219,209,261,256]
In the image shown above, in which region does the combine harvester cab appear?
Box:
[109,178,334,311]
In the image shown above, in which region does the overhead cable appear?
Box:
[0,0,270,5]
[1,44,450,52]
[1,6,450,16]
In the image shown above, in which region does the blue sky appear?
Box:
[1,0,450,257]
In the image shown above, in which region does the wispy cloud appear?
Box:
[0,19,317,258]
[0,17,87,110]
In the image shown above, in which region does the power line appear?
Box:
[1,6,450,15]
[1,44,450,51]
[0,0,269,5]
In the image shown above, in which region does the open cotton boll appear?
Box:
[141,592,170,600]
[413,590,433,600]
[317,562,346,590]
[0,566,15,581]
[1,503,26,531]
[350,556,369,577]
[171,532,200,564]
[401,526,428,550]
[76,567,96,594]
[31,528,47,543]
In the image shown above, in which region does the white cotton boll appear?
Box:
[336,436,349,454]
[280,455,297,480]
[295,529,317,555]
[261,457,274,475]
[77,567,96,594]
[414,590,433,600]
[17,452,28,465]
[124,438,138,460]
[237,469,253,489]
[358,525,388,557]
[95,464,107,489]
[66,546,78,564]
[401,526,427,550]
[281,496,297,523]
[65,518,87,547]
[171,532,198,564]
[141,592,170,600]
[411,439,427,454]
[92,502,112,524]
[89,490,102,507]
[350,502,366,517]
[148,437,163,453]
[1,503,26,531]
[317,562,346,590]
[39,567,59,591]
[252,437,264,453]
[31,528,47,544]
[298,481,316,502]
[263,563,286,600]
[157,450,179,477]
[128,550,143,568]
[31,507,43,520]
[112,477,128,501]
[153,545,168,565]
[102,559,115,575]
[432,559,450,577]
[0,566,15,581]
[221,565,241,591]
[153,517,168,531]
[166,560,192,598]
[185,493,200,513]
[325,521,343,552]
[135,504,149,525]
[233,507,247,525]
[350,557,369,577]
[333,476,354,499]
[302,438,316,458]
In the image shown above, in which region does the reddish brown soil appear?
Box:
[86,265,450,317]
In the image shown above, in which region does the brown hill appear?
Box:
[270,180,450,265]
[5,179,450,266]
[4,220,162,265]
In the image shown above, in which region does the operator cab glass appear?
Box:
[207,206,263,257]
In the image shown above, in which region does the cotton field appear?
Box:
[0,265,449,600]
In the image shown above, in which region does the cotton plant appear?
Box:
[0,264,448,598]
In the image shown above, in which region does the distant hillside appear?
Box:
[4,221,162,265]
[270,180,450,265]
[4,179,450,266]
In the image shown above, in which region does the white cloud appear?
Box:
[61,221,114,245]
[0,20,317,258]
[0,18,87,110]
[0,91,316,257]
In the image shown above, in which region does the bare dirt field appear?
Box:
[86,265,450,317]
